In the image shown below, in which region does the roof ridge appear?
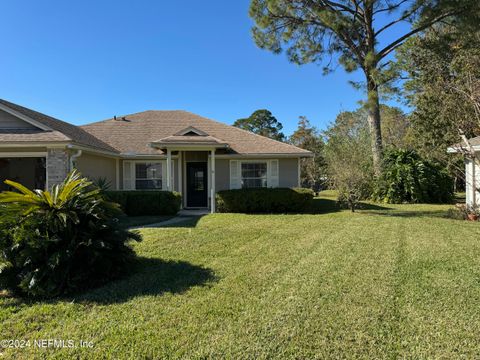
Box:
[81,110,191,127]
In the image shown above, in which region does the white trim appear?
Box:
[0,152,47,157]
[0,103,53,131]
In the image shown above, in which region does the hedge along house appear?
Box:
[448,135,480,208]
[0,99,312,212]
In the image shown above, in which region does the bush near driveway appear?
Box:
[105,190,181,216]
[0,171,141,298]
[216,187,314,213]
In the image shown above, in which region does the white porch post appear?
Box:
[166,148,172,191]
[211,149,216,213]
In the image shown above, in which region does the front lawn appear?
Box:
[1,198,480,358]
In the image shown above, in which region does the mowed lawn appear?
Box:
[2,197,480,358]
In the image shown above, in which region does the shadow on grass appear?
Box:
[308,198,391,214]
[76,257,217,304]
[362,209,449,218]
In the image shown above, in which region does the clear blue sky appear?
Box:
[1,0,407,135]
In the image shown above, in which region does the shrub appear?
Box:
[105,191,181,216]
[374,149,454,204]
[216,188,314,213]
[0,171,142,298]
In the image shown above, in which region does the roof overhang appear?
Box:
[213,153,314,159]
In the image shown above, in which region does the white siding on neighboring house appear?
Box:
[465,157,480,207]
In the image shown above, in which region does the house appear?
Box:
[0,99,312,212]
[448,136,480,207]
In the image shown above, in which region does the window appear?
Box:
[241,162,267,188]
[135,163,162,190]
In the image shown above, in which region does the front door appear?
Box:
[186,162,208,207]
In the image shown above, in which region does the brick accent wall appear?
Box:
[46,149,69,189]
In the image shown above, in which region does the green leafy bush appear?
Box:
[0,171,142,298]
[216,188,314,213]
[104,191,181,216]
[374,149,454,204]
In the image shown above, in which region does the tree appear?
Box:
[397,22,480,187]
[289,116,326,190]
[323,111,374,211]
[234,109,286,141]
[249,0,479,175]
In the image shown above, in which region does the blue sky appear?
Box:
[1,1,407,135]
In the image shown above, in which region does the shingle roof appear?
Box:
[0,129,70,142]
[0,99,117,153]
[81,110,312,156]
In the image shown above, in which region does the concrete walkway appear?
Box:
[133,209,209,229]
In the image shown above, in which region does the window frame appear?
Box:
[240,160,268,189]
[134,162,164,190]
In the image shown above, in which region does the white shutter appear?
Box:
[123,161,134,190]
[229,160,241,189]
[268,160,279,188]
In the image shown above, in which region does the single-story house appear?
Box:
[0,99,312,212]
[448,136,480,207]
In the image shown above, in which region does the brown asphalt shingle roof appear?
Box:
[81,110,312,156]
[0,99,117,153]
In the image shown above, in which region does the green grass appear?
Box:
[1,197,480,358]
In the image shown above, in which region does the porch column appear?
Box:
[211,149,216,213]
[166,148,172,191]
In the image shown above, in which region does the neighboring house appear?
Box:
[0,99,312,212]
[448,136,480,207]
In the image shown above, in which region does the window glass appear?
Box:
[135,163,162,190]
[241,162,267,188]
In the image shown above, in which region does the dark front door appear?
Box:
[186,162,208,207]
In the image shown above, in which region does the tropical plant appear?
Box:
[374,149,454,204]
[0,170,142,298]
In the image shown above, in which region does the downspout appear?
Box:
[69,149,82,171]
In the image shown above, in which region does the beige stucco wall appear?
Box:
[76,153,117,189]
[215,159,230,191]
[279,158,300,188]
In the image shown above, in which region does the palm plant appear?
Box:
[0,170,141,298]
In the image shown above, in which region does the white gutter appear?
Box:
[69,149,82,171]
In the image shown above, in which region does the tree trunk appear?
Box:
[366,78,384,177]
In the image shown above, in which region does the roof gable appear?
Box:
[0,99,118,153]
